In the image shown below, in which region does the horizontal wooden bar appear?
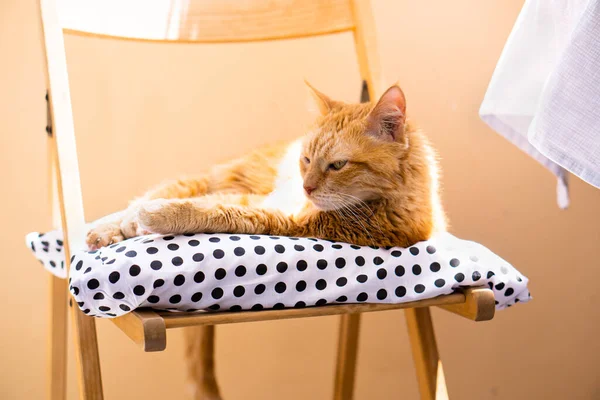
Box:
[159,292,468,329]
[59,0,355,44]
[109,289,495,352]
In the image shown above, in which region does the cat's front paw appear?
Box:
[136,199,188,234]
[86,223,124,250]
[120,209,151,238]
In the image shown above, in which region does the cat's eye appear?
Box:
[303,156,311,164]
[330,160,348,170]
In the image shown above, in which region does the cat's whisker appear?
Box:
[335,194,385,239]
[341,206,376,244]
[333,195,383,245]
[348,204,385,240]
[336,193,375,218]
[333,208,358,240]
[323,192,372,222]
[344,203,372,223]
[327,194,377,245]
[335,207,368,242]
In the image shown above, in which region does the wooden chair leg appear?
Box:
[49,275,68,400]
[405,307,449,400]
[184,325,222,400]
[333,313,361,400]
[70,301,104,400]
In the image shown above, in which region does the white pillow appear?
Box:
[26,230,530,318]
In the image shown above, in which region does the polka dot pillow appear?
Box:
[26,228,531,318]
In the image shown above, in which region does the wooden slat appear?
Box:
[47,128,69,400]
[439,287,495,321]
[48,275,68,400]
[405,308,449,400]
[39,0,87,253]
[49,137,103,398]
[111,309,167,352]
[350,0,383,99]
[69,303,104,400]
[333,314,361,400]
[158,293,467,329]
[111,289,495,351]
[58,0,355,43]
[50,128,104,399]
[39,0,103,397]
[47,96,62,230]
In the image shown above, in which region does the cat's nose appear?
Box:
[303,185,316,195]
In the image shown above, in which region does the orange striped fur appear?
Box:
[87,83,445,250]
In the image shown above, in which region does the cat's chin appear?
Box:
[308,198,339,212]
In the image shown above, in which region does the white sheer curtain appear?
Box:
[480,0,600,208]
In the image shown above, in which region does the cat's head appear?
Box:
[300,83,410,211]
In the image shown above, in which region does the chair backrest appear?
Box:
[58,0,356,43]
[38,0,382,259]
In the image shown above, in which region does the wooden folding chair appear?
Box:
[38,1,496,399]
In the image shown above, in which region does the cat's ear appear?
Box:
[305,80,337,115]
[366,85,407,144]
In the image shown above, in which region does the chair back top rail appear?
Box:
[58,0,356,43]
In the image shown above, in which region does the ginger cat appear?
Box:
[87,83,445,251]
[85,83,445,400]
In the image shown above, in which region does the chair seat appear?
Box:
[26,230,530,320]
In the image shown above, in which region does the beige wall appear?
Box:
[2,1,600,399]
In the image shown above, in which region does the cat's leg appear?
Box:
[136,197,298,237]
[184,326,221,400]
[86,176,211,249]
[85,141,283,249]
[140,176,212,201]
[134,196,407,247]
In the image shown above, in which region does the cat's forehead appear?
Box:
[303,103,371,154]
[308,104,371,141]
[318,103,371,131]
[303,128,354,157]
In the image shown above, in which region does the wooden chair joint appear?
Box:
[111,309,166,352]
[438,287,495,321]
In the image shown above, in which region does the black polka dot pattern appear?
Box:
[27,230,530,317]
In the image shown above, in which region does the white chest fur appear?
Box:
[261,139,307,217]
